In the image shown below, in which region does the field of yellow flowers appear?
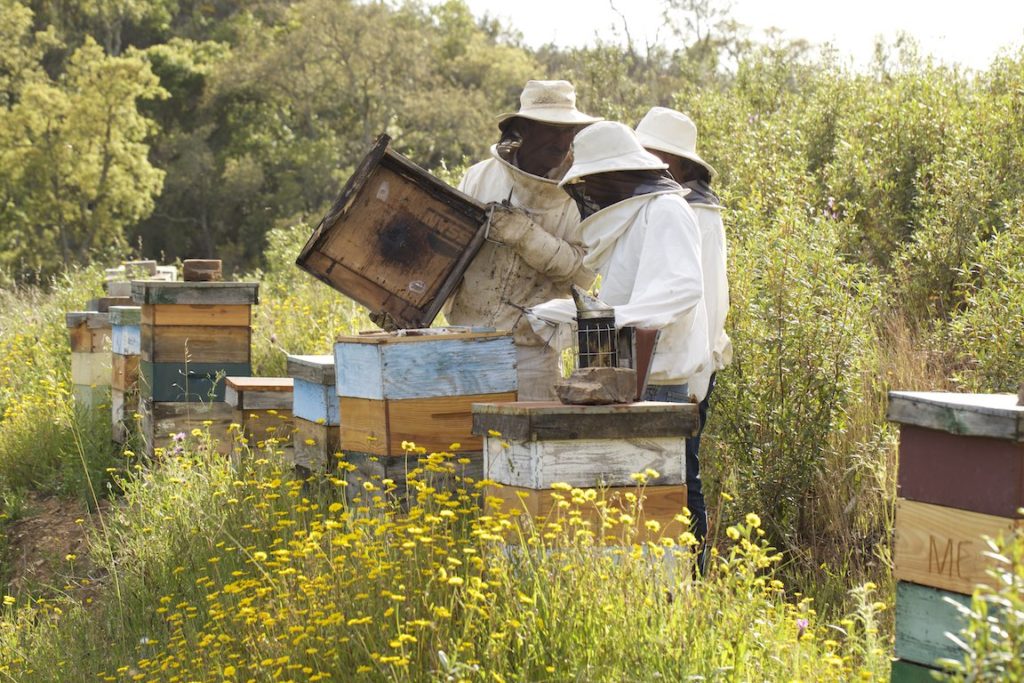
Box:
[2,433,891,681]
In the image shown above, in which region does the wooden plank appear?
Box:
[140,324,250,364]
[293,418,341,471]
[334,333,516,400]
[472,401,699,441]
[293,379,339,425]
[68,324,109,353]
[111,353,140,392]
[131,281,259,306]
[894,581,972,669]
[224,382,293,411]
[387,392,517,455]
[894,499,1024,594]
[71,352,111,386]
[296,134,488,330]
[890,659,945,683]
[484,435,686,488]
[898,424,1024,517]
[111,324,141,356]
[286,354,335,386]
[108,305,141,326]
[888,391,1024,442]
[339,397,390,456]
[225,376,293,393]
[139,361,250,402]
[141,304,251,327]
[484,484,687,543]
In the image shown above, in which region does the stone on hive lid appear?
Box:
[555,367,637,405]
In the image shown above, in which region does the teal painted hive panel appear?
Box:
[895,581,971,668]
[334,331,516,400]
[891,659,945,683]
[140,361,251,402]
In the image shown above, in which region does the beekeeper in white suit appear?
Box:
[636,106,731,409]
[445,80,601,400]
[556,120,712,565]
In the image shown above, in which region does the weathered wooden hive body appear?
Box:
[296,134,488,329]
[109,305,141,443]
[132,281,258,456]
[887,391,1024,681]
[224,376,294,452]
[472,401,698,542]
[287,354,340,474]
[66,310,112,409]
[334,329,517,495]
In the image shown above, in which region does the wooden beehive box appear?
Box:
[334,329,517,457]
[472,401,698,489]
[296,134,489,329]
[473,401,698,543]
[287,354,340,474]
[66,311,112,409]
[133,282,258,403]
[110,306,142,443]
[225,376,295,449]
[887,391,1024,677]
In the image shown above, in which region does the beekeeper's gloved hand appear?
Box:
[485,203,534,247]
[484,203,594,289]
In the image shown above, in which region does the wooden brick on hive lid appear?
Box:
[183,259,223,282]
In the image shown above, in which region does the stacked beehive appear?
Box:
[334,330,517,495]
[287,355,339,476]
[66,311,111,409]
[224,376,295,454]
[471,401,698,541]
[133,280,258,456]
[109,305,141,442]
[888,391,1024,681]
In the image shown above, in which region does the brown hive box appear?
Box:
[296,134,489,329]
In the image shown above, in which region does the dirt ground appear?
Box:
[3,492,109,598]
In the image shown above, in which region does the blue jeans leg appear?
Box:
[644,377,714,568]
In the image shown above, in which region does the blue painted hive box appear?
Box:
[334,329,517,456]
[287,354,339,426]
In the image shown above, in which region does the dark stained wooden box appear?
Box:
[296,134,489,329]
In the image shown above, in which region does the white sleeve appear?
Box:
[613,199,704,330]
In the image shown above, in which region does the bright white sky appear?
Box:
[454,0,1024,70]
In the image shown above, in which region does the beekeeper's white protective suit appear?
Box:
[578,191,711,400]
[685,190,730,400]
[445,148,595,399]
[445,80,601,400]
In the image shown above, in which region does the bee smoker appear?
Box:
[571,286,637,371]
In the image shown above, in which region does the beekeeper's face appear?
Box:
[512,119,579,179]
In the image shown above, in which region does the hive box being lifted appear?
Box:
[296,134,489,329]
